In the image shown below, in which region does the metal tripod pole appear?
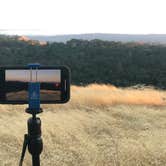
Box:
[27,114,43,166]
[32,156,40,166]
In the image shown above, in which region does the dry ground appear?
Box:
[0,84,166,166]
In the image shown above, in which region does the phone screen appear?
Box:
[5,69,61,102]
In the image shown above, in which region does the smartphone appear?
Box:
[0,66,70,104]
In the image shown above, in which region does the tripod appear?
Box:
[19,63,43,166]
[19,109,43,166]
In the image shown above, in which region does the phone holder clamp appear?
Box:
[26,63,42,115]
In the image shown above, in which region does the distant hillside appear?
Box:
[1,35,166,88]
[28,33,166,44]
[18,36,47,45]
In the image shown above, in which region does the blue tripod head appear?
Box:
[26,63,42,114]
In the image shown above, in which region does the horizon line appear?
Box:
[1,32,166,36]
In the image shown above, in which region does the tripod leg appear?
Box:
[19,134,29,166]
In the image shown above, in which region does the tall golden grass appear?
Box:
[0,84,166,166]
[71,84,166,106]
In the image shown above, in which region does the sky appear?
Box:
[0,0,166,35]
[6,70,61,82]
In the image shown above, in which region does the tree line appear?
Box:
[0,35,166,88]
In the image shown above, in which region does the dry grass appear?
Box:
[0,84,166,165]
[71,84,166,106]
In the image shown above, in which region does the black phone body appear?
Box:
[0,66,70,104]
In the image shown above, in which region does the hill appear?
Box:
[1,35,166,88]
[28,33,166,44]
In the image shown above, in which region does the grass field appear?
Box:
[0,84,166,166]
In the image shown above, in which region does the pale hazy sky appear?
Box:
[6,70,61,82]
[0,0,166,35]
